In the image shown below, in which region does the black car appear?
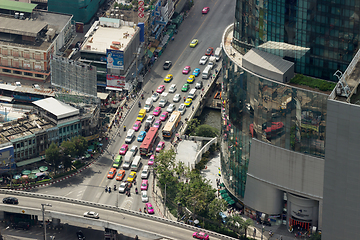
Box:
[144,122,151,132]
[12,222,30,230]
[3,197,18,204]
[163,61,172,70]
[76,230,85,240]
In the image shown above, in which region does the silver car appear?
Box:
[84,211,99,219]
[146,115,155,124]
[167,104,176,113]
[178,104,186,115]
[173,94,181,102]
[119,182,127,193]
[151,92,159,101]
[169,84,177,93]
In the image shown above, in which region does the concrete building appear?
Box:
[0,1,74,81]
[79,17,141,91]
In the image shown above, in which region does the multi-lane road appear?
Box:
[29,0,235,228]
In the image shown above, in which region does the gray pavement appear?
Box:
[175,140,199,169]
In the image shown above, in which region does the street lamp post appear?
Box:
[164,183,167,218]
[41,203,52,240]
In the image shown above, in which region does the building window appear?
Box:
[29,148,32,154]
[20,142,24,147]
[71,125,73,130]
[29,140,32,145]
[67,126,69,131]
[35,74,44,78]
[33,139,35,144]
[24,72,33,76]
[2,69,11,73]
[17,143,20,148]
[13,70,21,75]
[59,128,62,134]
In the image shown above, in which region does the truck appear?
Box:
[144,98,153,112]
[202,65,212,79]
[214,47,222,61]
[158,92,168,108]
[208,56,216,70]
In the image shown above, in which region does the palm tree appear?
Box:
[227,215,244,235]
[242,218,254,238]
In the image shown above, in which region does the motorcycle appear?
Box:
[141,94,144,100]
[123,126,126,131]
[114,185,116,191]
[138,102,141,107]
[135,187,138,194]
[108,187,111,193]
[105,186,108,192]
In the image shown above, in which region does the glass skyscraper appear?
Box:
[233,0,360,81]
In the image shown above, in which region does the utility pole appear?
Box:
[41,203,52,240]
[164,183,167,218]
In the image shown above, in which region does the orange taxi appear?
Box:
[107,168,117,179]
[116,170,125,181]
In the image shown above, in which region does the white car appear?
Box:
[146,115,155,124]
[199,56,208,65]
[129,146,138,156]
[173,94,181,102]
[167,104,176,113]
[84,211,99,219]
[208,61,214,70]
[119,182,127,193]
[151,92,159,101]
[178,104,186,115]
[169,84,177,93]
[142,191,149,202]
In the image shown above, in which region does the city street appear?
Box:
[27,0,235,232]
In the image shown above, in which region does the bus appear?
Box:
[162,111,181,138]
[140,127,158,156]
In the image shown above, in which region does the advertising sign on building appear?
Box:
[106,49,124,70]
[138,0,144,18]
[106,75,126,89]
[76,22,84,33]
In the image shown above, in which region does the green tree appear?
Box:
[186,118,200,135]
[195,124,219,137]
[72,136,88,157]
[242,218,253,238]
[208,198,228,221]
[45,142,61,172]
[61,140,75,157]
[228,215,245,235]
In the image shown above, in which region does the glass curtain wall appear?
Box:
[233,0,360,81]
[221,52,328,199]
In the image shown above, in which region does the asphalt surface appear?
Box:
[19,0,236,238]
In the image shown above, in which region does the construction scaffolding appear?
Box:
[50,56,97,97]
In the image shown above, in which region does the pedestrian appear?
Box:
[152,90,154,94]
[144,207,146,213]
[183,97,186,102]
[120,112,123,117]
[201,94,203,98]
[192,106,194,111]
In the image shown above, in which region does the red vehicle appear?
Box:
[182,66,191,74]
[140,127,159,156]
[160,112,168,121]
[133,121,141,131]
[202,7,210,14]
[119,144,128,155]
[205,47,214,56]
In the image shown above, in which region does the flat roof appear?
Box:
[0,0,37,13]
[243,48,293,75]
[81,25,137,54]
[0,84,55,97]
[0,17,48,37]
[33,97,79,119]
[97,92,109,100]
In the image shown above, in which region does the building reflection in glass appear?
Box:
[221,52,328,199]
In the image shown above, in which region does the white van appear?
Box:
[188,89,197,99]
[131,156,141,171]
[144,98,153,112]
[141,165,150,179]
[202,66,212,79]
[123,152,134,169]
[125,129,135,143]
[215,47,222,61]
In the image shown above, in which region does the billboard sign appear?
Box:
[106,75,126,89]
[106,49,124,70]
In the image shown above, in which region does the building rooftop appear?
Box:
[0,113,55,144]
[81,24,137,54]
[0,10,72,51]
[223,24,331,95]
[33,97,79,119]
[0,84,55,97]
[0,0,37,13]
[329,49,360,105]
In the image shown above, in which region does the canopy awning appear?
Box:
[16,155,45,167]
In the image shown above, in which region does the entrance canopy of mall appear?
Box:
[16,156,45,167]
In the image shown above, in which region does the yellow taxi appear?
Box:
[164,74,173,83]
[190,39,198,47]
[137,109,146,122]
[187,75,195,83]
[184,98,193,106]
[127,171,137,182]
